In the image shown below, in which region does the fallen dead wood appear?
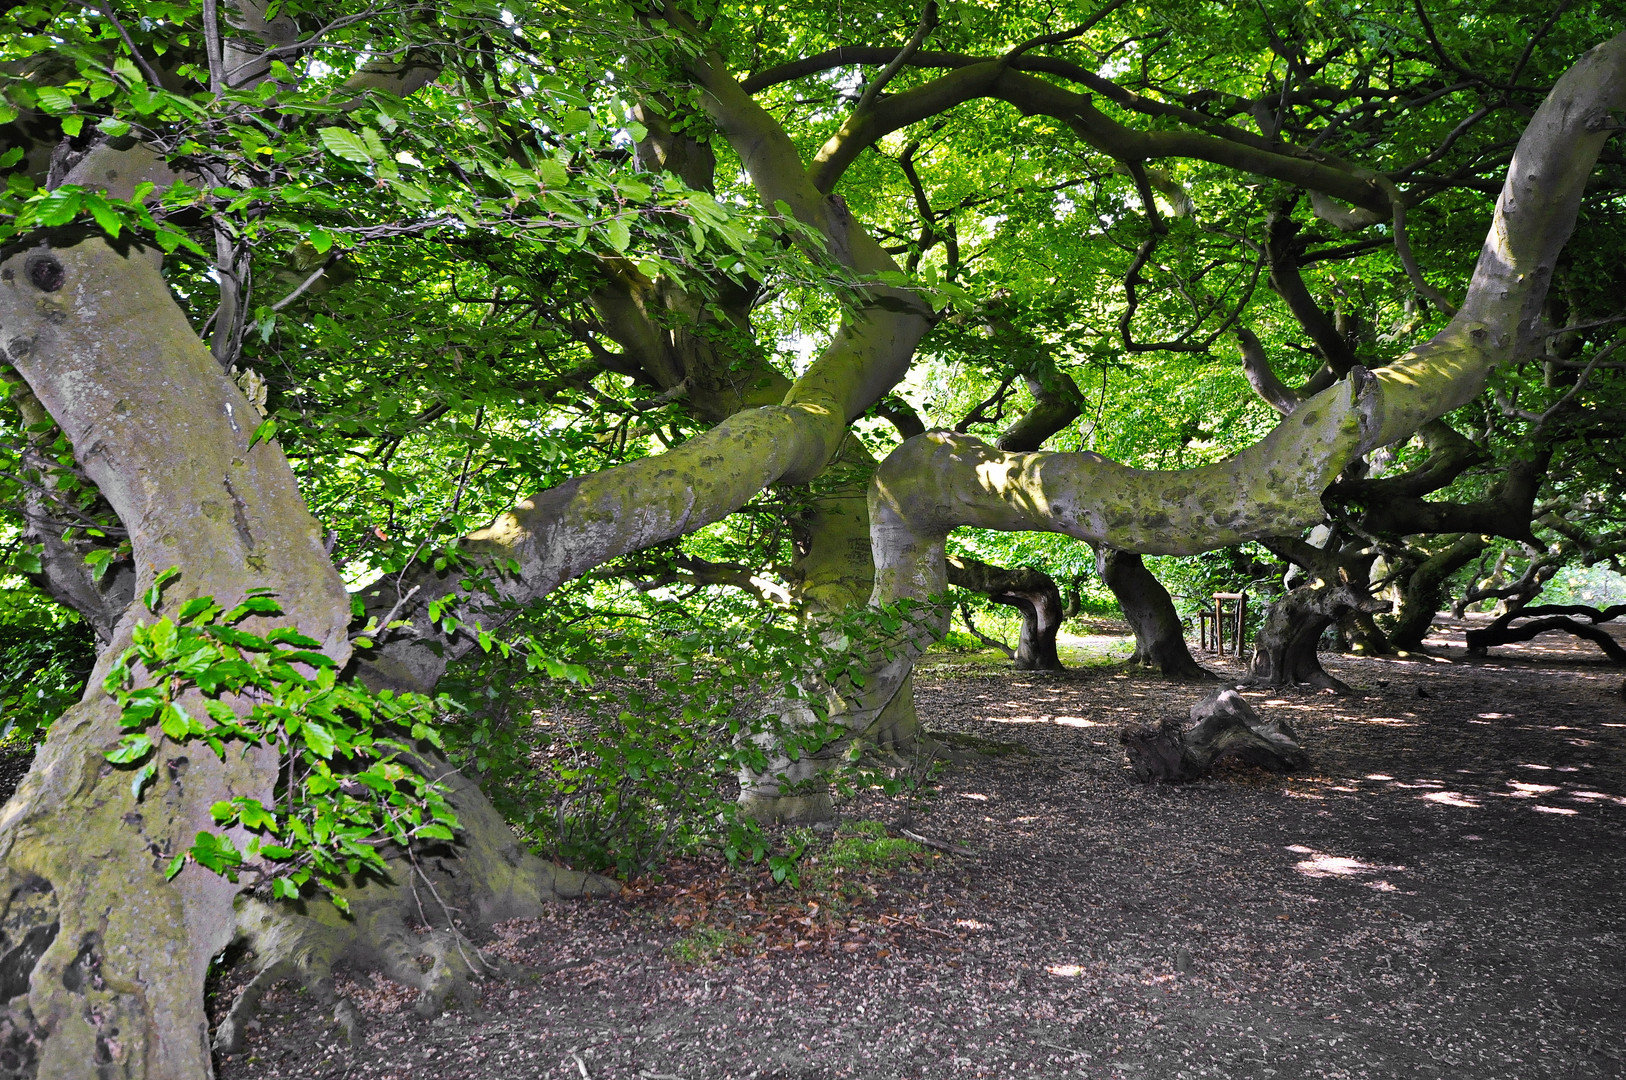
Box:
[1120,689,1309,783]
[1466,611,1626,663]
[895,825,975,857]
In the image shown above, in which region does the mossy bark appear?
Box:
[0,236,610,1080]
[0,236,350,1079]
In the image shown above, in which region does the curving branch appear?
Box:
[1235,327,1303,416]
[799,58,1389,208]
[851,3,938,118]
[814,32,1626,747]
[352,45,936,694]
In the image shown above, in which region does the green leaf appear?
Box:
[113,57,145,85]
[247,417,278,449]
[130,761,157,800]
[142,617,179,660]
[236,799,277,831]
[300,719,336,758]
[534,159,568,188]
[143,568,180,611]
[605,216,631,253]
[159,702,192,741]
[34,188,83,227]
[177,596,218,622]
[318,127,374,164]
[35,86,73,115]
[83,193,121,238]
[360,126,388,161]
[266,627,323,648]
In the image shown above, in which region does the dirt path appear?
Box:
[211,627,1626,1080]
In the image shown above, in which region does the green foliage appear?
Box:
[0,586,93,740]
[102,573,457,908]
[441,584,940,880]
[821,820,923,875]
[667,923,751,966]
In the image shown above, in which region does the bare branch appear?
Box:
[1235,327,1302,416]
[852,3,938,118]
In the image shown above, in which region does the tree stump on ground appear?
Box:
[1121,689,1309,782]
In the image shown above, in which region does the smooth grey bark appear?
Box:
[0,236,353,1079]
[1095,547,1212,679]
[0,236,611,1080]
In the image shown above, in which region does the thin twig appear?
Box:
[1535,337,1625,429]
[853,2,939,116]
[1377,175,1458,316]
[269,261,333,313]
[1000,0,1129,66]
[97,3,165,86]
[895,825,974,856]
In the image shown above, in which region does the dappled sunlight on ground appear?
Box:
[218,621,1626,1080]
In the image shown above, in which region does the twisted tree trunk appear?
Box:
[1247,579,1389,691]
[0,236,354,1078]
[0,237,613,1079]
[1386,534,1489,652]
[1095,548,1212,679]
[831,33,1626,757]
[946,556,1065,671]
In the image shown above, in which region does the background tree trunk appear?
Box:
[1385,534,1488,651]
[1247,580,1389,691]
[946,556,1065,671]
[1095,548,1212,679]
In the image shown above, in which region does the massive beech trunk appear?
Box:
[1095,547,1211,679]
[0,237,612,1079]
[1247,579,1389,691]
[0,237,354,1077]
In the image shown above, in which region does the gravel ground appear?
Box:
[197,615,1626,1080]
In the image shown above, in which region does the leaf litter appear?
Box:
[212,619,1626,1078]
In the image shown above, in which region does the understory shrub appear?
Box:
[441,583,941,880]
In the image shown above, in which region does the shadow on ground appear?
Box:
[207,624,1626,1080]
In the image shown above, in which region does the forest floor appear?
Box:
[185,615,1626,1078]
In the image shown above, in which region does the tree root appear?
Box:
[212,760,617,1055]
[1121,689,1308,783]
